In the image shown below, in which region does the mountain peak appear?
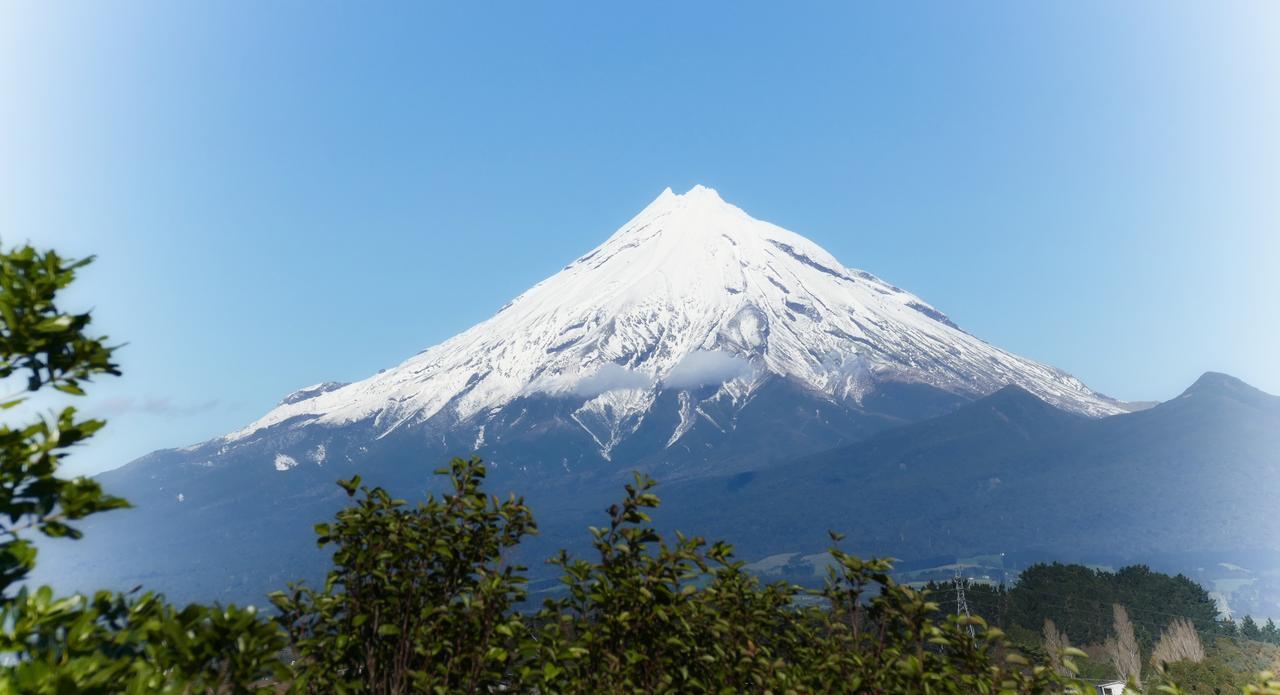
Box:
[1177,372,1277,409]
[228,187,1125,447]
[681,183,724,202]
[1185,371,1245,392]
[638,184,741,226]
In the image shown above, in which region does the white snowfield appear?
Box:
[231,185,1123,446]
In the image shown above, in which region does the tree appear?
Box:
[1241,615,1262,641]
[275,462,1103,693]
[1105,604,1142,688]
[1042,618,1073,677]
[525,473,824,692]
[1220,617,1240,637]
[529,475,1103,693]
[1151,617,1205,672]
[0,244,284,692]
[1008,563,1217,648]
[0,245,125,591]
[272,457,536,693]
[1262,618,1279,644]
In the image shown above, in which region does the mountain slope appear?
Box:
[654,373,1280,568]
[38,185,1134,604]
[229,185,1121,457]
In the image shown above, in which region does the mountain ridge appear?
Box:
[652,370,1280,569]
[38,185,1162,605]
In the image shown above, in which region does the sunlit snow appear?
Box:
[228,185,1124,461]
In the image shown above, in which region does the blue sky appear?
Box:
[2,2,1276,476]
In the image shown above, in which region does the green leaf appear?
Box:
[34,315,73,332]
[485,646,508,662]
[337,476,362,496]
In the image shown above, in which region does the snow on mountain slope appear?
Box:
[231,185,1123,457]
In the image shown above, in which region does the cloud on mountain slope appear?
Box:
[572,363,655,397]
[527,350,754,399]
[664,350,755,389]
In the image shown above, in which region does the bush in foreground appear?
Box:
[277,458,1093,693]
[0,245,284,693]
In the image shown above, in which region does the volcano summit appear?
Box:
[54,185,1134,602]
[229,185,1123,472]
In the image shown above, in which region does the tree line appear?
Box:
[929,569,1280,692]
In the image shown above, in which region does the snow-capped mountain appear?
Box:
[48,184,1143,604]
[230,185,1121,465]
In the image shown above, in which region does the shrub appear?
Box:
[0,244,284,693]
[283,465,1098,693]
[272,459,535,693]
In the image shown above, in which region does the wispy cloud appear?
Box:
[526,351,757,399]
[573,364,654,397]
[89,397,222,418]
[664,350,755,389]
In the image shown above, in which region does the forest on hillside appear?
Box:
[927,564,1280,690]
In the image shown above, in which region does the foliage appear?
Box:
[1197,635,1280,684]
[1042,618,1072,677]
[1244,616,1264,641]
[0,246,126,593]
[798,543,1081,695]
[1241,671,1280,695]
[524,473,811,692]
[1150,658,1250,694]
[1146,640,1280,694]
[1007,563,1220,648]
[939,561,1280,688]
[1105,604,1142,688]
[1151,618,1206,672]
[1,587,282,693]
[285,464,1102,693]
[272,458,536,693]
[0,243,284,693]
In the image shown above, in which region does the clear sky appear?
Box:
[2,2,1277,476]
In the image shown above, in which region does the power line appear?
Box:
[953,569,976,640]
